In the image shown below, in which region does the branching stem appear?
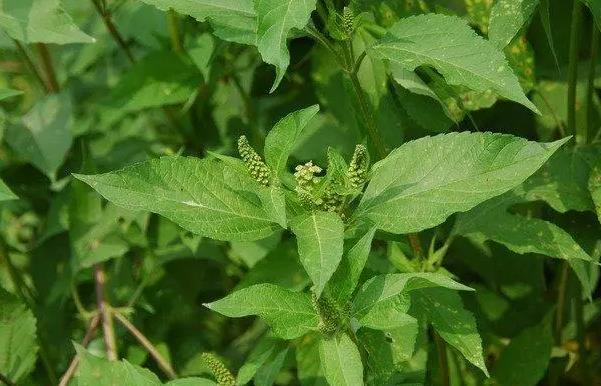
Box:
[58,314,100,386]
[94,264,118,361]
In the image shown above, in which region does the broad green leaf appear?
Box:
[352,272,473,321]
[589,156,601,222]
[74,156,281,242]
[326,226,377,304]
[290,211,344,297]
[237,336,280,384]
[0,88,22,101]
[0,288,38,383]
[296,334,327,386]
[491,316,553,386]
[254,0,317,91]
[356,132,568,235]
[106,51,202,113]
[370,14,538,112]
[166,379,217,386]
[411,287,488,376]
[264,105,320,180]
[139,0,257,44]
[360,308,417,331]
[6,93,73,181]
[0,177,17,201]
[205,284,319,339]
[581,0,601,31]
[488,0,539,48]
[254,345,289,386]
[0,0,94,44]
[453,192,595,295]
[318,333,363,386]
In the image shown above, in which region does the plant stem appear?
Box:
[113,311,177,379]
[94,264,118,360]
[586,26,599,143]
[433,331,450,386]
[168,9,183,53]
[36,43,59,93]
[567,0,583,143]
[554,261,570,343]
[574,284,590,385]
[12,39,48,93]
[408,233,424,259]
[90,0,135,64]
[58,314,100,386]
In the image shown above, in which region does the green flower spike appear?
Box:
[238,135,270,186]
[347,144,369,189]
[200,353,236,386]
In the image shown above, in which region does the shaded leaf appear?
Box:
[0,177,17,201]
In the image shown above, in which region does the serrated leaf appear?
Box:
[254,0,317,91]
[0,177,17,201]
[290,211,344,297]
[454,191,595,295]
[327,226,377,304]
[488,0,539,48]
[74,156,281,242]
[491,316,553,386]
[0,288,38,383]
[139,0,257,44]
[0,89,22,101]
[370,14,538,112]
[318,333,364,386]
[264,105,320,180]
[5,92,73,181]
[411,287,488,376]
[356,132,568,235]
[205,284,319,339]
[352,272,473,321]
[0,0,94,44]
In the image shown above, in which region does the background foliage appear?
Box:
[0,0,600,385]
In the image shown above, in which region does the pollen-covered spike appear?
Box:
[342,7,355,37]
[200,353,236,386]
[237,135,270,186]
[347,144,369,189]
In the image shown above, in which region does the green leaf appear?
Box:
[488,0,539,48]
[352,272,473,321]
[538,0,560,69]
[205,284,319,339]
[106,51,202,113]
[0,0,94,44]
[166,379,218,386]
[0,177,17,201]
[296,334,328,386]
[290,211,345,297]
[453,191,595,295]
[6,93,73,181]
[74,156,281,242]
[326,226,377,304]
[139,0,257,44]
[356,132,568,235]
[254,0,317,91]
[0,288,38,383]
[254,345,289,386]
[370,14,538,112]
[359,308,417,331]
[318,333,364,386]
[0,88,23,101]
[411,287,488,376]
[264,105,320,180]
[237,336,280,384]
[589,155,601,223]
[491,316,553,386]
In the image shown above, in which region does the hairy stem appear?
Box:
[586,27,599,143]
[36,43,59,93]
[12,39,48,93]
[94,264,118,360]
[113,311,177,379]
[58,314,100,386]
[567,0,583,142]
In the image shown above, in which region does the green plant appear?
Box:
[0,0,600,385]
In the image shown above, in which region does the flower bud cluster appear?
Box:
[200,353,235,386]
[238,135,270,186]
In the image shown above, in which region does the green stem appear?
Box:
[554,261,570,342]
[36,43,59,93]
[12,39,48,93]
[574,284,590,385]
[567,0,583,143]
[433,331,450,386]
[90,0,135,64]
[586,26,599,144]
[168,9,183,53]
